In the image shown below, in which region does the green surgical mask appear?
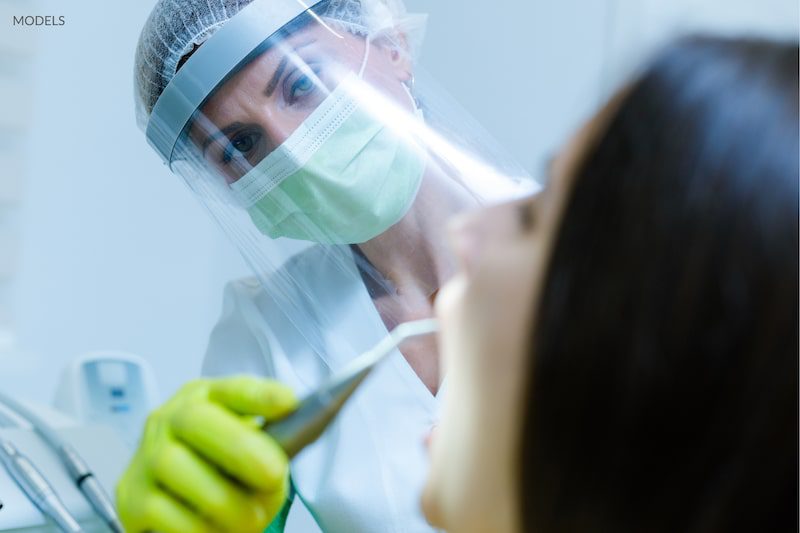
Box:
[230,72,426,244]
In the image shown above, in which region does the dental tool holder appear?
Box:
[0,404,129,532]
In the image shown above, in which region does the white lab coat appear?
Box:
[202,245,442,532]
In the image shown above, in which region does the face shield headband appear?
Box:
[145,0,327,166]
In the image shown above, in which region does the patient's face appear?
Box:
[422,102,619,532]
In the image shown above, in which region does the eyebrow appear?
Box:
[264,39,317,97]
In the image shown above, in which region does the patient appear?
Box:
[423,36,798,533]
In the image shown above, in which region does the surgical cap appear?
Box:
[134,0,424,131]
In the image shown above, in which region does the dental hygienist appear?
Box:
[117,0,535,532]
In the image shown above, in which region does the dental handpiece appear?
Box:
[0,439,82,533]
[264,319,439,458]
[0,393,123,533]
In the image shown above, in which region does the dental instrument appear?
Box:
[0,438,82,533]
[264,319,439,458]
[0,393,123,533]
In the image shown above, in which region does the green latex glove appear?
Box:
[116,376,298,533]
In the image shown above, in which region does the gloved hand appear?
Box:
[116,375,298,533]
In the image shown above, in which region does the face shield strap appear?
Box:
[145,0,326,167]
[358,32,372,77]
[356,26,418,111]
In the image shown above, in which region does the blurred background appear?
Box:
[0,0,796,403]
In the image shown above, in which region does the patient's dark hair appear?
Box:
[521,36,798,532]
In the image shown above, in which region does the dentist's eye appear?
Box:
[291,74,315,100]
[284,65,322,105]
[222,131,260,164]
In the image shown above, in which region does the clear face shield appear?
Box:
[142,0,536,382]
